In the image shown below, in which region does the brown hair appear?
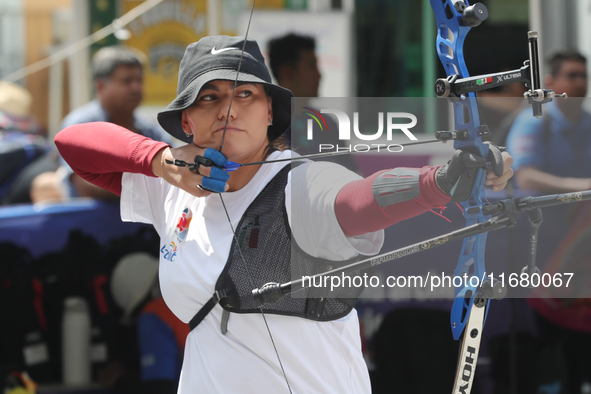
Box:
[265,135,289,157]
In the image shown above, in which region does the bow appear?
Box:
[429,2,495,392]
[185,1,569,393]
[430,1,567,392]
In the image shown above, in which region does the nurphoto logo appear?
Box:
[304,108,418,153]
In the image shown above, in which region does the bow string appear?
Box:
[215,1,294,393]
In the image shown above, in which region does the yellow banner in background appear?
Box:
[123,0,208,105]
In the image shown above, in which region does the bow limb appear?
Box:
[430,1,491,393]
[431,0,491,329]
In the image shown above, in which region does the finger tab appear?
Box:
[204,148,228,166]
[202,177,226,193]
[210,166,230,182]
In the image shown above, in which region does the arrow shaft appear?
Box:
[232,138,443,169]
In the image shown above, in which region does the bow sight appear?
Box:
[433,4,567,137]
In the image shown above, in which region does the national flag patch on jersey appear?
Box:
[238,215,261,249]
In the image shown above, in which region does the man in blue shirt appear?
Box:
[506,50,590,193]
[508,50,591,393]
[59,46,172,200]
[30,46,172,202]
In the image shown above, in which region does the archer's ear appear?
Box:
[181,110,190,133]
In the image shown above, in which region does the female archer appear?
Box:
[56,36,513,393]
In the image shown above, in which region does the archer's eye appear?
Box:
[237,90,252,98]
[198,93,216,101]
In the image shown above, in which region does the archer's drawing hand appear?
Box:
[155,145,229,197]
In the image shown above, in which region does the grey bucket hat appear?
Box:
[157,36,294,143]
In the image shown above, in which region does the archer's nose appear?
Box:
[218,96,237,121]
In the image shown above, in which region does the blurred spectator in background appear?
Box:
[268,33,320,151]
[267,33,358,171]
[268,33,321,98]
[506,49,590,193]
[28,46,172,203]
[268,33,357,171]
[505,49,591,393]
[0,81,48,204]
[0,82,43,136]
[527,201,591,394]
[268,33,321,150]
[105,252,188,394]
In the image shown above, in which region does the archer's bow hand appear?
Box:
[436,143,513,202]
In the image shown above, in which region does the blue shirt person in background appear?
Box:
[508,49,591,394]
[30,46,172,203]
[506,49,590,193]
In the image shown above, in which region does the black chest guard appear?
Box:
[189,162,365,331]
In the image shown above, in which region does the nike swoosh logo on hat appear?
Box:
[211,47,239,55]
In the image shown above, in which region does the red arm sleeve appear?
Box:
[335,166,451,237]
[55,122,170,196]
